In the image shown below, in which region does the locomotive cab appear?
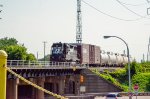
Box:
[50,42,79,62]
[50,42,65,61]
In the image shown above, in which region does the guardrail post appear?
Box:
[0,50,8,99]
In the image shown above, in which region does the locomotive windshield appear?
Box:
[51,47,62,54]
[51,43,63,54]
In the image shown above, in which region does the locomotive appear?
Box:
[50,42,128,67]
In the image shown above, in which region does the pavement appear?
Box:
[95,96,150,99]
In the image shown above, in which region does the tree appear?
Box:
[0,37,36,60]
[26,53,36,61]
[125,61,142,78]
[4,45,27,60]
[0,37,18,49]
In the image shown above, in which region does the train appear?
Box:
[50,42,129,67]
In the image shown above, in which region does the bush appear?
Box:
[132,73,150,92]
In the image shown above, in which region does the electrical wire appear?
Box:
[81,0,144,21]
[146,0,150,3]
[118,1,148,6]
[115,0,149,19]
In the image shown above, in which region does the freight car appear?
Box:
[50,42,128,67]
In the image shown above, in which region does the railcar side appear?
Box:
[50,42,128,67]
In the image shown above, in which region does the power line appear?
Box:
[146,0,150,3]
[118,1,148,6]
[115,0,149,19]
[81,0,144,21]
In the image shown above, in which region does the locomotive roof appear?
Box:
[52,42,100,47]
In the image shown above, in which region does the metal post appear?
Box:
[43,41,47,66]
[76,0,82,43]
[147,37,150,62]
[103,36,132,99]
[0,4,3,19]
[0,50,8,99]
[43,41,47,61]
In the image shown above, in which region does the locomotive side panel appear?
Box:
[65,44,79,62]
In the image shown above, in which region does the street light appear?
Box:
[103,36,132,99]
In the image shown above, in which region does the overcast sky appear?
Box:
[0,0,150,62]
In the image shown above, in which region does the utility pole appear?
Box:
[76,0,82,43]
[147,37,150,62]
[43,41,47,62]
[37,52,39,60]
[147,0,150,15]
[143,53,145,62]
[0,4,2,19]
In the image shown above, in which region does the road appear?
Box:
[95,96,150,99]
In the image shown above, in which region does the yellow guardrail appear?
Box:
[0,50,68,99]
[6,66,68,99]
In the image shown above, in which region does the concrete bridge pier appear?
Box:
[74,74,80,95]
[58,77,65,95]
[7,78,19,99]
[36,77,45,99]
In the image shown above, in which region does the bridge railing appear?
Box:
[7,60,81,68]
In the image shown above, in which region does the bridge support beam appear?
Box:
[58,77,65,95]
[0,50,7,99]
[7,78,19,99]
[75,74,80,95]
[36,77,45,99]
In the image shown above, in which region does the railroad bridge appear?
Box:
[5,60,122,99]
[7,60,85,99]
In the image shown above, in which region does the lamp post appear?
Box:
[103,36,132,99]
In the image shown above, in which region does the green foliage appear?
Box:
[90,69,128,91]
[91,61,150,92]
[124,61,143,77]
[4,45,27,60]
[0,37,18,49]
[132,73,150,92]
[26,53,36,61]
[141,62,150,72]
[104,62,150,92]
[109,69,127,83]
[0,37,36,61]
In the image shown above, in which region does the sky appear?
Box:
[0,0,150,62]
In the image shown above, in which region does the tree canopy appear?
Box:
[0,37,36,60]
